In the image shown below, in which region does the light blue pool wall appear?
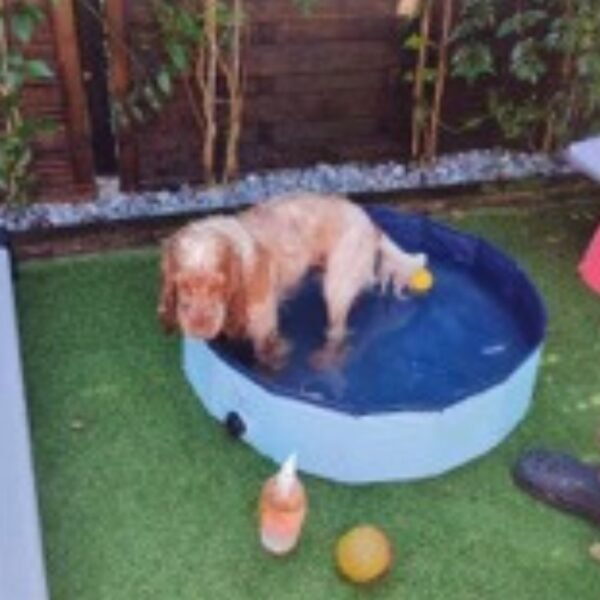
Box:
[182,207,547,484]
[184,338,542,483]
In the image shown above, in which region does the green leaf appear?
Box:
[4,69,25,91]
[10,12,36,43]
[452,0,497,40]
[486,92,543,141]
[7,52,25,69]
[156,69,173,96]
[510,39,547,84]
[404,33,423,51]
[422,67,438,84]
[462,115,488,131]
[34,118,58,135]
[128,101,146,124]
[166,42,189,73]
[292,0,320,16]
[451,43,495,83]
[143,85,162,112]
[111,101,131,131]
[497,10,547,38]
[25,59,54,79]
[177,10,202,42]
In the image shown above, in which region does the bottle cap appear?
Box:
[275,453,298,498]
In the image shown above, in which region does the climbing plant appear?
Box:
[107,0,245,184]
[0,0,54,204]
[403,0,600,162]
[451,0,600,151]
[402,0,453,163]
[150,0,244,183]
[111,0,328,185]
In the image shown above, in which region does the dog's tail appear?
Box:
[376,233,427,295]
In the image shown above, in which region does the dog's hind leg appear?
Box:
[312,229,377,368]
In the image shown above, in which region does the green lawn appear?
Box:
[16,201,600,600]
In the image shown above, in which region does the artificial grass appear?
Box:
[16,201,600,600]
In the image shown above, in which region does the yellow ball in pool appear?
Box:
[335,525,393,584]
[409,267,434,294]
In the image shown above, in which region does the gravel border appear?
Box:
[0,149,574,233]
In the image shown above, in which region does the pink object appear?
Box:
[566,137,600,295]
[579,226,600,295]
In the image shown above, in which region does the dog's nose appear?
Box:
[189,316,220,339]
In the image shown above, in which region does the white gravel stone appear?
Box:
[0,149,574,232]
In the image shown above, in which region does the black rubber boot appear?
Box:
[512,448,600,526]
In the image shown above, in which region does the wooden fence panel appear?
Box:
[244,0,398,21]
[105,0,206,191]
[13,0,95,202]
[105,0,409,190]
[16,1,571,200]
[241,2,408,171]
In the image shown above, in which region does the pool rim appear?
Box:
[184,206,547,482]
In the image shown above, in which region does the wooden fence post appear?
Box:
[74,0,117,175]
[48,0,95,190]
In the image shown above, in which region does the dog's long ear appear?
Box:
[158,237,178,334]
[221,242,247,337]
[245,243,273,307]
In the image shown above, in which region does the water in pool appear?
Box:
[212,260,532,415]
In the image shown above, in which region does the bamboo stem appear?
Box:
[222,0,244,182]
[411,0,432,161]
[183,75,205,138]
[199,0,218,184]
[426,0,453,162]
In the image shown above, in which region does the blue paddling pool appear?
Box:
[184,206,546,483]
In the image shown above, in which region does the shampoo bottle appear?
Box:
[259,454,307,555]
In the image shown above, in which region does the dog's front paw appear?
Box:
[256,335,292,371]
[310,342,348,371]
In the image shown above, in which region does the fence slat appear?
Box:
[48,0,95,189]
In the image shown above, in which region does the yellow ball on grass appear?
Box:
[335,525,393,584]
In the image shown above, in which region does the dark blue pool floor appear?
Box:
[213,260,531,415]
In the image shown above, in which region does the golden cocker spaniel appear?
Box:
[158,193,426,368]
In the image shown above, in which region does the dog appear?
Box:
[158,193,426,369]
